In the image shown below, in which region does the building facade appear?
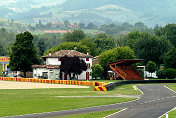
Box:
[32,50,93,80]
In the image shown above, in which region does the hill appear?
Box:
[0,0,176,26]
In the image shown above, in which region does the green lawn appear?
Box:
[0,84,138,117]
[161,109,176,118]
[55,109,120,118]
[166,84,176,91]
[161,84,176,118]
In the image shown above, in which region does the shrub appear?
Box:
[166,68,176,79]
[156,69,166,79]
[91,64,104,79]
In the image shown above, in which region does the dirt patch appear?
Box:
[0,80,89,89]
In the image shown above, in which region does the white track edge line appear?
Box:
[158,107,176,118]
[103,108,128,118]
[164,85,176,94]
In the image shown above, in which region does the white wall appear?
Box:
[46,58,61,65]
[34,57,93,80]
[33,68,48,78]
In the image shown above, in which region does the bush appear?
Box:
[156,69,166,79]
[91,64,104,79]
[166,68,176,79]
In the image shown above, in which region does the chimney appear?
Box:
[49,51,52,56]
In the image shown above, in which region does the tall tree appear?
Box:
[9,31,39,77]
[79,38,98,56]
[37,39,45,56]
[146,61,157,77]
[45,42,89,55]
[63,29,86,42]
[164,48,176,69]
[155,24,176,47]
[134,32,171,65]
[99,46,135,66]
[60,55,87,80]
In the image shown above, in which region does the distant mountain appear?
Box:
[1,0,176,26]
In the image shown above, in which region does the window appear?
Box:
[86,58,89,61]
[58,58,60,61]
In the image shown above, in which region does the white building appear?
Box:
[32,50,93,80]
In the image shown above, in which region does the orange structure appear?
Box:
[109,59,144,80]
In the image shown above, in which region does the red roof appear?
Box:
[45,30,72,34]
[43,50,93,58]
[32,65,59,69]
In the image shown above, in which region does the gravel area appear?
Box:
[0,80,89,89]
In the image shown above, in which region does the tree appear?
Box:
[63,29,86,42]
[134,22,145,27]
[155,24,176,47]
[164,48,176,69]
[126,31,141,49]
[0,43,6,56]
[60,55,88,80]
[134,32,171,65]
[45,42,89,55]
[91,64,104,79]
[166,68,176,79]
[37,39,45,56]
[78,23,86,29]
[64,20,70,27]
[99,46,135,66]
[94,38,115,54]
[9,31,40,78]
[146,61,157,77]
[87,22,98,29]
[79,38,98,56]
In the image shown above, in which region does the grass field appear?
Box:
[0,84,139,117]
[161,84,176,118]
[56,109,120,118]
[161,109,176,118]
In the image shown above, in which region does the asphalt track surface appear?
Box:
[3,84,176,118]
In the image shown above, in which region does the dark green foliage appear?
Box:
[134,32,171,65]
[146,61,157,73]
[166,68,176,79]
[9,31,39,77]
[0,28,16,55]
[156,69,166,79]
[60,55,88,79]
[0,43,6,56]
[79,38,98,56]
[99,46,135,66]
[164,48,176,69]
[45,42,89,55]
[155,24,176,47]
[94,38,115,54]
[91,64,104,79]
[37,39,45,56]
[63,29,86,42]
[87,22,98,29]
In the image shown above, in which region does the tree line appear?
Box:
[1,23,176,79]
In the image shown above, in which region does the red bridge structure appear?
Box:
[109,59,144,80]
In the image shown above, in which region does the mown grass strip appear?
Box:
[53,109,121,118]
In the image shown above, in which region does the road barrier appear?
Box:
[0,77,175,91]
[104,80,176,91]
[0,77,109,91]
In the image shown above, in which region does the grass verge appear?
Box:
[0,84,139,117]
[54,109,120,118]
[161,109,176,118]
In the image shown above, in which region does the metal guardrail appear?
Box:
[105,80,176,91]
